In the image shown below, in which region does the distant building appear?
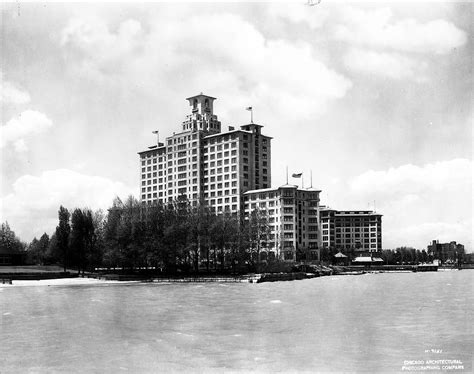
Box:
[319,207,383,254]
[427,240,465,263]
[138,93,272,213]
[243,185,321,262]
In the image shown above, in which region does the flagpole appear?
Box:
[310,170,313,188]
[286,166,288,184]
[152,130,159,145]
[302,173,304,189]
[246,106,254,124]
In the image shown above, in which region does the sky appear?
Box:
[0,1,472,250]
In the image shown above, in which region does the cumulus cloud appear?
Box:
[343,48,427,80]
[267,3,329,29]
[350,158,471,195]
[0,169,135,241]
[347,159,472,249]
[335,7,467,54]
[0,71,31,105]
[0,110,53,151]
[59,12,351,121]
[61,17,144,68]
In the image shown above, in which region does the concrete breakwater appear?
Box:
[93,273,261,283]
[1,263,445,285]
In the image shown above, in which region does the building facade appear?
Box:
[427,240,465,263]
[319,208,382,253]
[243,185,321,262]
[138,93,383,263]
[138,94,271,213]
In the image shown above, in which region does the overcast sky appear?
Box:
[0,1,472,250]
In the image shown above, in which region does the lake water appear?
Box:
[1,271,472,373]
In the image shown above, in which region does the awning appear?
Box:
[352,256,383,263]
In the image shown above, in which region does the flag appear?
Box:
[152,130,159,134]
[292,173,303,178]
[246,107,252,111]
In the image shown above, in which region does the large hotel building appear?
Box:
[138,94,271,213]
[138,94,382,261]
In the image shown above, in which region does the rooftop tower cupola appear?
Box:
[182,93,221,134]
[187,93,216,115]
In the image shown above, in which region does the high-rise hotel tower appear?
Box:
[138,94,272,212]
[139,93,382,262]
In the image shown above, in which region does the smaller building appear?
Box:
[243,184,321,263]
[333,251,348,266]
[320,207,382,256]
[427,240,465,264]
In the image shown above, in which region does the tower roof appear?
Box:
[186,93,217,101]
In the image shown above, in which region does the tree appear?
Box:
[245,209,271,272]
[70,208,95,274]
[27,233,50,265]
[56,206,71,272]
[381,249,395,265]
[45,233,61,264]
[103,197,124,268]
[89,209,106,270]
[0,222,25,253]
[27,237,40,264]
[145,201,168,272]
[420,249,428,263]
[38,233,50,264]
[210,211,239,272]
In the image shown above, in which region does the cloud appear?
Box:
[1,110,53,151]
[267,3,329,29]
[335,7,467,54]
[61,17,144,68]
[350,158,471,195]
[347,159,472,249]
[0,71,31,105]
[59,12,352,121]
[0,169,134,242]
[343,48,427,80]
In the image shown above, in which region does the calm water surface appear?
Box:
[1,271,472,373]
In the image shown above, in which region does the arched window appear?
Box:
[193,99,198,109]
[205,99,209,108]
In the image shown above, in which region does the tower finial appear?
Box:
[246,106,253,123]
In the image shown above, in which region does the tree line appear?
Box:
[24,196,272,274]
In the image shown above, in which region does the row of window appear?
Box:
[332,238,379,243]
[203,142,237,152]
[167,133,199,146]
[208,197,238,204]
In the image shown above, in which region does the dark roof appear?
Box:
[186,93,217,100]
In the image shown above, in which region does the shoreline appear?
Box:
[1,267,468,287]
[0,277,143,287]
